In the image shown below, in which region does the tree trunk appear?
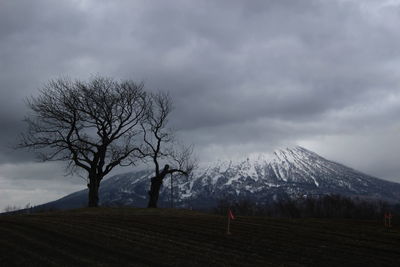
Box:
[147,175,164,208]
[88,177,101,207]
[147,165,170,208]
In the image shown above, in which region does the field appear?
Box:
[0,208,399,266]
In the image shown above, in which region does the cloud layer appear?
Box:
[1,0,400,209]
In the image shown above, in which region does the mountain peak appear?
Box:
[207,146,314,168]
[36,146,400,210]
[274,145,315,155]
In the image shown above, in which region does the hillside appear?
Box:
[1,208,400,266]
[37,146,400,211]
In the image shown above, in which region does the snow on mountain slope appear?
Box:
[37,146,400,210]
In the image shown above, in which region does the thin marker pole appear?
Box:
[226,208,233,235]
[170,173,173,208]
[227,212,231,235]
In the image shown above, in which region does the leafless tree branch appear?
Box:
[18,76,148,207]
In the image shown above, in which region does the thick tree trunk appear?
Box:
[88,177,101,207]
[147,176,164,208]
[147,165,170,208]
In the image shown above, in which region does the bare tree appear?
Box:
[3,205,21,213]
[19,77,147,207]
[141,92,196,208]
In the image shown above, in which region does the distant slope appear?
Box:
[1,208,399,266]
[36,146,400,210]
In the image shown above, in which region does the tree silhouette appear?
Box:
[19,77,147,207]
[141,92,196,208]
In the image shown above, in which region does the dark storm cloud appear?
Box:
[1,0,400,191]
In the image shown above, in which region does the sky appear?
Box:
[1,0,400,210]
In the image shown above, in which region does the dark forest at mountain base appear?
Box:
[213,194,400,222]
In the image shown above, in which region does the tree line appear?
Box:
[214,194,400,221]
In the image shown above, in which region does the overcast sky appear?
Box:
[1,0,400,210]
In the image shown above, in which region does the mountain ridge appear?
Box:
[34,146,400,210]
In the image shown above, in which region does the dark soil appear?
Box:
[0,208,399,266]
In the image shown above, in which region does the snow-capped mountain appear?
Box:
[37,146,400,210]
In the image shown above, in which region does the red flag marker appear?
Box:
[226,208,235,235]
[384,212,393,228]
[229,209,235,220]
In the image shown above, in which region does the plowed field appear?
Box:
[0,208,399,266]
